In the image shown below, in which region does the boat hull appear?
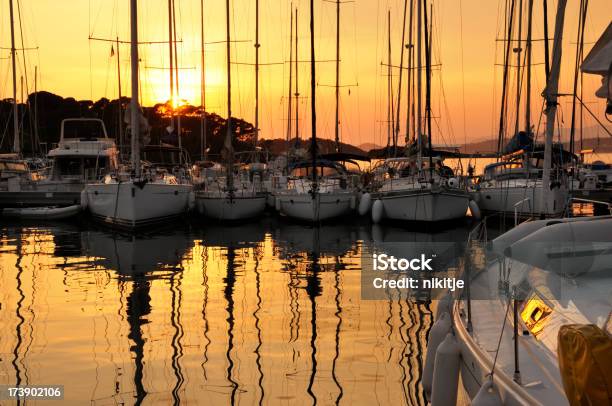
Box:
[472,184,567,217]
[275,191,356,222]
[375,189,469,222]
[84,182,192,229]
[196,192,266,220]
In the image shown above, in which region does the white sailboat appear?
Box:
[369,3,469,223]
[275,0,356,222]
[470,0,569,218]
[195,0,266,221]
[83,0,192,229]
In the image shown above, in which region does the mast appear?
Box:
[9,0,19,154]
[309,0,317,187]
[116,36,124,153]
[416,0,422,160]
[424,0,433,172]
[497,0,516,155]
[254,0,261,153]
[130,0,141,177]
[167,0,175,131]
[387,10,392,153]
[334,0,340,152]
[514,0,523,137]
[406,0,415,144]
[287,6,294,144]
[34,65,39,155]
[524,0,533,134]
[225,0,234,193]
[295,7,300,143]
[200,0,207,160]
[172,0,182,152]
[542,0,550,82]
[395,0,409,155]
[539,0,567,215]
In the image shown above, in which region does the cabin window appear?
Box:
[63,121,106,139]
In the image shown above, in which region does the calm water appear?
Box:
[0,217,479,406]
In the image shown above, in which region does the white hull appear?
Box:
[196,192,266,220]
[275,191,356,222]
[376,189,469,222]
[85,181,192,228]
[2,204,81,220]
[472,183,567,217]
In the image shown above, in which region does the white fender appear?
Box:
[472,380,502,406]
[431,333,461,406]
[371,199,384,223]
[188,191,196,211]
[358,192,372,216]
[469,199,482,220]
[435,294,453,320]
[422,312,452,398]
[80,189,89,210]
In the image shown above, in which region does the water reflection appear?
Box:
[0,219,465,405]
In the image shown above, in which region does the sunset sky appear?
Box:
[0,0,610,148]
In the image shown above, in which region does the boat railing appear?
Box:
[513,197,531,226]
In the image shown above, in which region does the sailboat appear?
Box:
[83,0,192,229]
[195,0,266,221]
[369,2,469,223]
[470,0,569,218]
[274,0,357,222]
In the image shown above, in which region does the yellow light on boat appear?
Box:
[520,294,553,338]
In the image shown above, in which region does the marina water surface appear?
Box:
[0,218,476,405]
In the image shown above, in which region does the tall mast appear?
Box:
[287,6,294,144]
[416,0,422,159]
[542,0,550,82]
[497,0,516,155]
[130,0,141,177]
[387,10,392,153]
[34,66,39,154]
[539,0,567,215]
[9,0,19,154]
[524,0,533,134]
[424,0,433,171]
[200,0,207,160]
[309,0,317,186]
[172,0,181,151]
[295,7,300,143]
[167,0,174,130]
[334,0,340,152]
[405,0,415,145]
[514,0,523,137]
[225,0,234,193]
[254,0,261,152]
[395,0,409,155]
[116,36,124,153]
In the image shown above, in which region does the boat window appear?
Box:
[63,120,106,140]
[290,165,341,177]
[55,157,83,176]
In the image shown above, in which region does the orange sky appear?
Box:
[0,0,610,147]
